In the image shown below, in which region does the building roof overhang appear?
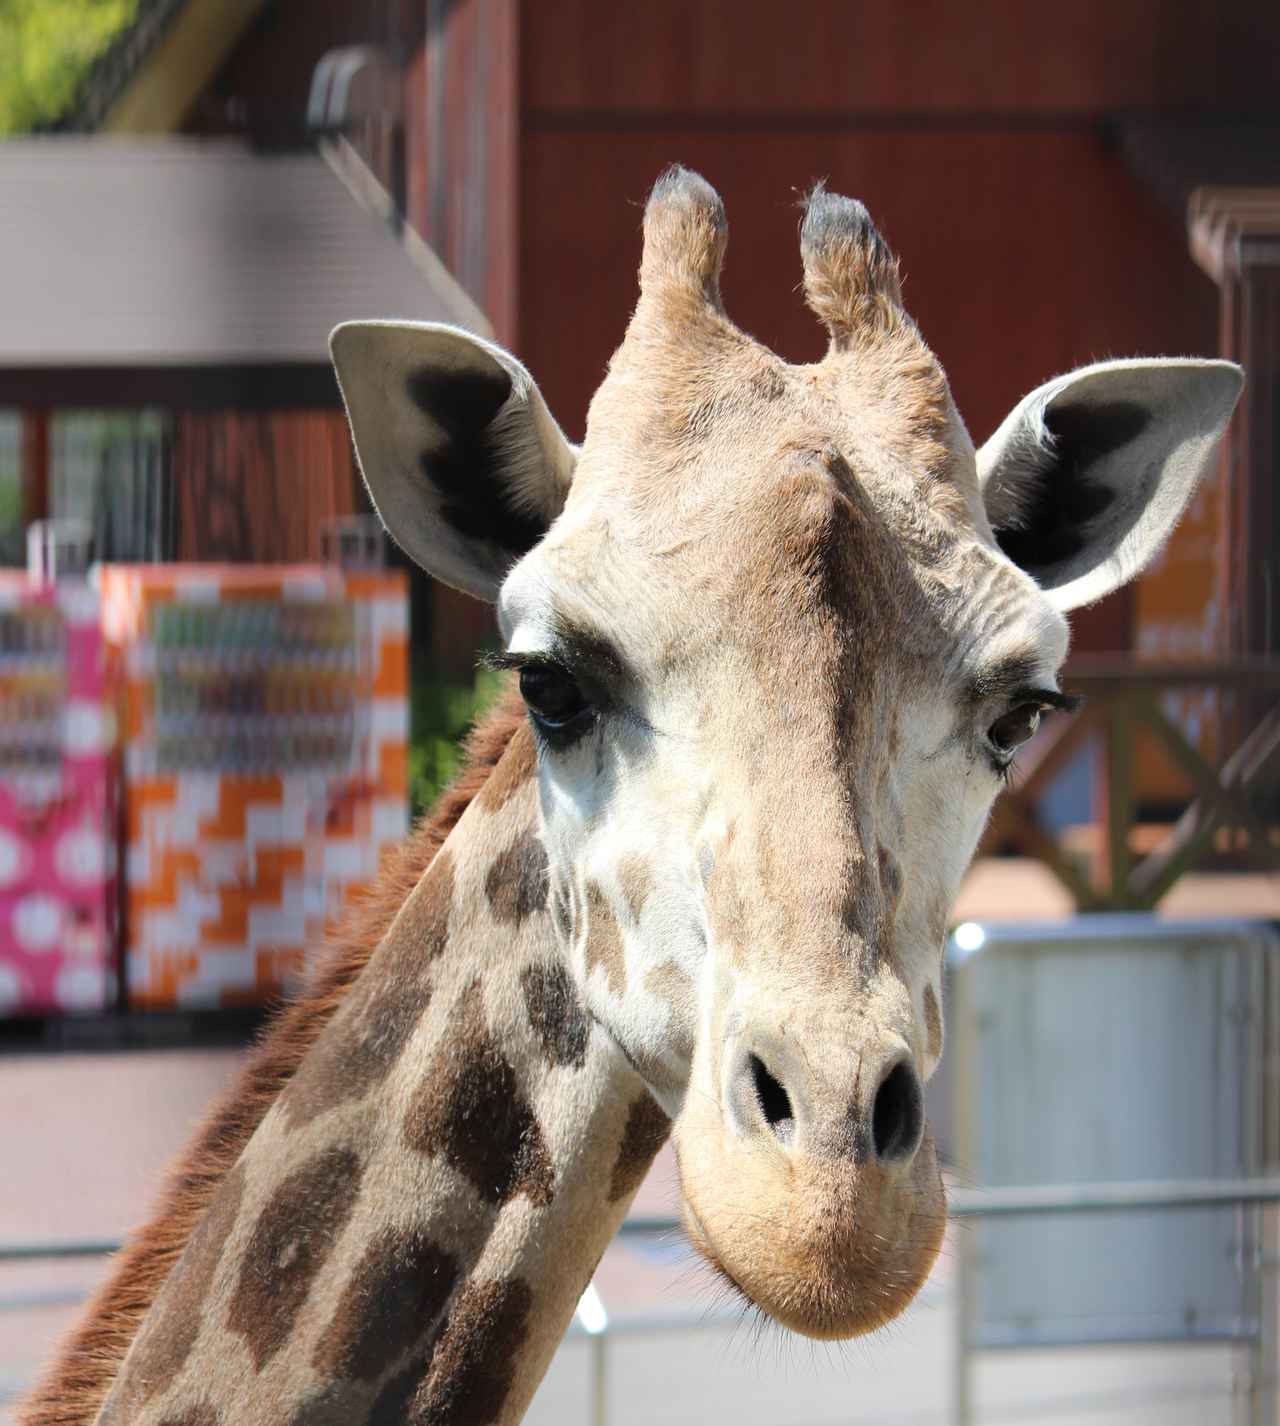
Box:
[0,137,488,375]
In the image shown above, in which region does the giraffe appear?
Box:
[22,167,1240,1426]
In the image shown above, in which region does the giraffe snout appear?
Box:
[723,1035,926,1172]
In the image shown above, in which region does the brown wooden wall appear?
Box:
[173,409,359,563]
[183,0,1278,663]
[522,2,1275,116]
[516,0,1275,653]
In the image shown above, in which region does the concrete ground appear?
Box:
[2,860,1275,1424]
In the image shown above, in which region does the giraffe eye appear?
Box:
[519,664,594,743]
[987,703,1041,757]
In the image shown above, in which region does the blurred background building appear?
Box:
[3,1,1278,662]
[3,0,1280,855]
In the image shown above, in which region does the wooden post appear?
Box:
[20,407,49,528]
[1188,189,1280,663]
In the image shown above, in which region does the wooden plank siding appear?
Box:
[520,1,1277,116]
[172,410,360,563]
[514,0,1272,654]
[174,0,1276,670]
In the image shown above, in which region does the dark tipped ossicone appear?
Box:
[639,165,728,309]
[800,180,903,345]
[646,165,726,226]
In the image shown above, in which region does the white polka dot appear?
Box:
[55,964,104,1012]
[64,702,113,756]
[55,829,105,886]
[14,895,62,952]
[0,831,26,887]
[58,588,97,622]
[0,964,23,1011]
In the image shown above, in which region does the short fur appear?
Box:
[19,690,526,1426]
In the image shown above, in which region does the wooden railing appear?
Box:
[984,660,1280,911]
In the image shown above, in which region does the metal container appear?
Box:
[951,915,1279,1348]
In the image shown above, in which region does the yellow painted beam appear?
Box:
[102,0,267,133]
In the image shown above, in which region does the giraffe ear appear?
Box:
[330,321,577,602]
[977,358,1241,612]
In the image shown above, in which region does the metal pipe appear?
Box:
[613,1178,1280,1237]
[0,1239,122,1261]
[947,1177,1280,1217]
[7,1179,1280,1262]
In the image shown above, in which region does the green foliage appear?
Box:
[0,0,139,134]
[409,663,509,820]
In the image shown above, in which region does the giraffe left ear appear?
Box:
[978,358,1242,612]
[331,321,577,602]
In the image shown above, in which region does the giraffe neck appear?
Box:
[41,710,669,1426]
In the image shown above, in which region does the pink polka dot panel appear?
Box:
[0,576,115,1016]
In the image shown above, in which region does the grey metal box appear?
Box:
[951,915,1278,1348]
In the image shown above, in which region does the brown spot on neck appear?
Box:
[403,981,555,1207]
[521,961,591,1068]
[227,1146,365,1371]
[406,1277,534,1426]
[484,830,549,924]
[609,1092,671,1203]
[313,1228,459,1383]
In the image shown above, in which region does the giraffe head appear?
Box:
[332,169,1240,1339]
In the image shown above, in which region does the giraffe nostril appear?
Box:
[749,1054,795,1146]
[871,1058,924,1165]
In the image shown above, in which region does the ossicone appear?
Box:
[638,165,729,313]
[800,182,903,348]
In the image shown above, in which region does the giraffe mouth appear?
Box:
[680,1200,755,1308]
[674,1112,946,1339]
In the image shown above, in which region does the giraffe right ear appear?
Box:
[330,321,577,602]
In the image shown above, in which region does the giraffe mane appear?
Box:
[19,687,527,1426]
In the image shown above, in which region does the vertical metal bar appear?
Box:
[953,1226,975,1426]
[1250,1202,1278,1426]
[590,1331,608,1426]
[577,1281,610,1426]
[951,937,977,1426]
[1259,940,1280,1426]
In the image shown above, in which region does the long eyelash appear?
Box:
[998,755,1020,786]
[1016,687,1084,715]
[480,650,569,675]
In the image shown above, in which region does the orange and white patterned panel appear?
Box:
[99,565,408,1010]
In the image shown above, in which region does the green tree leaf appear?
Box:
[0,0,140,134]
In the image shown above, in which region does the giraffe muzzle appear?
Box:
[673,1026,944,1339]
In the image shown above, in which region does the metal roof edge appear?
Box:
[318,136,494,339]
[101,0,268,134]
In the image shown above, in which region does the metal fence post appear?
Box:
[576,1281,609,1426]
[591,1332,609,1426]
[1254,1203,1279,1426]
[953,1224,974,1426]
